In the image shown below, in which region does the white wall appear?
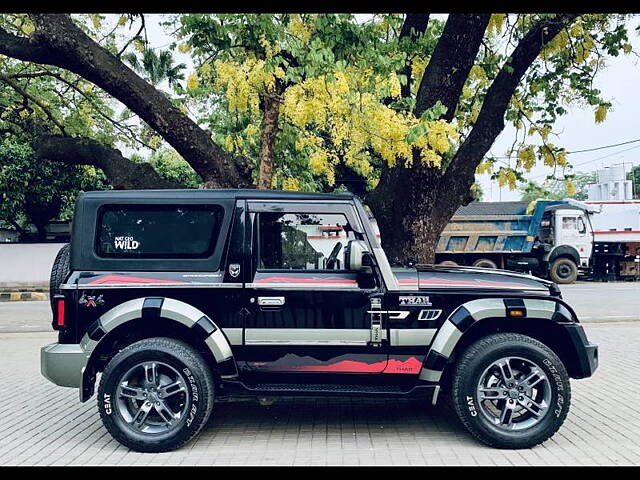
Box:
[0,243,65,288]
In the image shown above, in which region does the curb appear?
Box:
[0,292,48,302]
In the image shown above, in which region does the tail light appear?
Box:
[53,295,65,330]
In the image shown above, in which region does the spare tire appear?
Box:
[49,243,71,311]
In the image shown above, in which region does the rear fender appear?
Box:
[79,297,236,402]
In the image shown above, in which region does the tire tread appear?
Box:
[451,332,571,449]
[98,336,215,453]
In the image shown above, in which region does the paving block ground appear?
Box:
[0,322,639,465]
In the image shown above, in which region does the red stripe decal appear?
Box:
[594,230,640,234]
[382,356,423,374]
[418,279,533,288]
[285,359,388,373]
[254,277,357,284]
[88,275,187,285]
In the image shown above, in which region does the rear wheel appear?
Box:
[437,260,458,267]
[98,337,215,452]
[549,257,578,284]
[472,258,498,269]
[451,333,571,449]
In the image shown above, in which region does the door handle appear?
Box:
[258,296,286,307]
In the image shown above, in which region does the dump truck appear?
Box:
[434,199,599,284]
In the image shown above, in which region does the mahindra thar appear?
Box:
[41,189,598,452]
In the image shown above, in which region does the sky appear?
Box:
[129,14,640,202]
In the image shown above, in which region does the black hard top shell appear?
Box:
[79,189,356,201]
[70,189,359,273]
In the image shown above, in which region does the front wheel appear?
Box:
[98,337,215,452]
[451,333,571,449]
[549,257,578,284]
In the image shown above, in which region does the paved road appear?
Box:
[0,301,51,333]
[1,282,637,334]
[0,322,639,466]
[562,282,640,322]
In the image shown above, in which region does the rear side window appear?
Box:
[97,205,223,258]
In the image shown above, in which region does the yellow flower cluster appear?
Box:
[487,14,506,36]
[539,144,568,167]
[476,160,494,175]
[288,14,314,43]
[214,58,277,113]
[497,169,518,189]
[280,67,458,184]
[282,177,301,191]
[594,104,609,123]
[187,72,199,92]
[517,145,536,171]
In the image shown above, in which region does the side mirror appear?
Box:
[345,240,371,272]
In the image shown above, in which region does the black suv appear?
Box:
[41,189,598,452]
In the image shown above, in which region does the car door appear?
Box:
[236,201,389,376]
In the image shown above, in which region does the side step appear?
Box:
[219,380,437,399]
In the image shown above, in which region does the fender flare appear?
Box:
[79,297,237,401]
[419,297,573,383]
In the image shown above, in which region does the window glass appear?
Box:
[562,217,577,230]
[577,217,586,234]
[258,212,356,270]
[97,205,223,258]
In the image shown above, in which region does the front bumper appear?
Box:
[563,324,598,378]
[41,343,87,388]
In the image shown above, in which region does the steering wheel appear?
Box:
[325,242,343,269]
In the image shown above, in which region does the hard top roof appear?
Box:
[80,188,356,202]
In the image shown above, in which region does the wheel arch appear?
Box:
[80,297,237,402]
[546,245,580,265]
[420,298,585,387]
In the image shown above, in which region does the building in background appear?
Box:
[587,165,634,201]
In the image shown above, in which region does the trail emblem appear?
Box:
[399,295,432,306]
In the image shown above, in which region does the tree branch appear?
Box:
[0,26,52,63]
[32,135,181,189]
[414,14,491,120]
[0,74,67,135]
[444,14,580,193]
[0,15,253,187]
[398,14,430,98]
[117,14,146,57]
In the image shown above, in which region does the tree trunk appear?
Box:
[368,14,578,266]
[256,94,280,189]
[368,158,474,265]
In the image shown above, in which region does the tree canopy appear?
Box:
[0,14,634,259]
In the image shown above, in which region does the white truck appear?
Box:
[584,200,640,280]
[434,198,640,283]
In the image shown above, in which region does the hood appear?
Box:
[393,265,554,294]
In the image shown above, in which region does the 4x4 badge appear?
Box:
[79,294,104,308]
[229,264,241,278]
